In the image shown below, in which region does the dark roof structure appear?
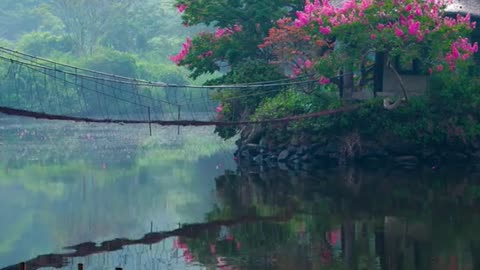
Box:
[445,0,480,18]
[329,0,480,18]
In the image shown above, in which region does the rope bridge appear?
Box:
[0,46,355,127]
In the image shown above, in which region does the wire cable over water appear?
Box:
[0,46,360,126]
[0,105,359,126]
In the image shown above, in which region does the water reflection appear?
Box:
[4,165,480,270]
[200,167,480,270]
[2,118,480,270]
[0,213,292,270]
[0,118,236,268]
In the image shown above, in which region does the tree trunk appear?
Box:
[342,67,354,103]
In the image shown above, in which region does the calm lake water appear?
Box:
[1,117,480,270]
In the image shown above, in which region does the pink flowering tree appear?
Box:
[171,0,309,138]
[171,0,306,79]
[261,0,478,99]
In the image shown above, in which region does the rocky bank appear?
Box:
[234,126,480,170]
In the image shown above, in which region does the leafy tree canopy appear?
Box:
[171,0,305,79]
[261,0,478,84]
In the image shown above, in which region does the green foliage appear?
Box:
[428,66,480,114]
[265,0,477,81]
[137,61,188,84]
[209,59,287,139]
[1,0,479,150]
[79,49,138,78]
[33,4,65,34]
[0,0,213,118]
[0,0,44,40]
[247,63,480,148]
[1,0,206,61]
[173,0,479,147]
[174,0,304,78]
[17,32,74,56]
[337,98,437,144]
[0,39,13,48]
[254,88,339,119]
[147,36,188,62]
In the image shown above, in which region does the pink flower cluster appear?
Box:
[318,76,331,85]
[173,237,194,263]
[214,24,243,38]
[176,3,188,13]
[294,0,475,40]
[197,50,213,60]
[294,0,374,30]
[170,23,243,65]
[391,14,425,41]
[289,0,478,73]
[215,103,224,113]
[444,37,479,70]
[169,37,192,65]
[290,58,331,85]
[292,58,313,77]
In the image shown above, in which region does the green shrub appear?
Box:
[243,69,480,148]
[17,32,74,57]
[78,48,138,78]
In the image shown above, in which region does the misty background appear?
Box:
[0,0,220,116]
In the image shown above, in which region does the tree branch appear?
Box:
[388,61,409,102]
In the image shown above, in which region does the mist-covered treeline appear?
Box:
[0,0,209,79]
[0,0,217,115]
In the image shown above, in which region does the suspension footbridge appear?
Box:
[0,46,355,127]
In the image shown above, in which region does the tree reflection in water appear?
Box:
[204,167,480,270]
[5,166,480,270]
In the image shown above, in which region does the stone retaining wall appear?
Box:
[235,134,480,170]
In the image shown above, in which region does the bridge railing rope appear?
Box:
[0,46,360,127]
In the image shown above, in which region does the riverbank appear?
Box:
[233,95,480,170]
[235,133,480,170]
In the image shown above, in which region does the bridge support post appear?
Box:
[177,105,181,135]
[148,107,152,136]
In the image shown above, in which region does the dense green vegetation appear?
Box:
[172,0,480,159]
[0,0,218,116]
[0,0,202,58]
[251,73,480,151]
[0,0,479,155]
